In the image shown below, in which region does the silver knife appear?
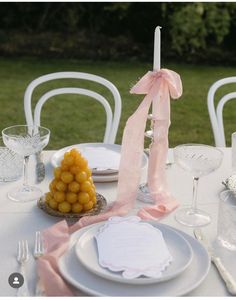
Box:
[194,229,236,295]
[35,151,45,183]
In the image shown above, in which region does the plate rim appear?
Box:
[74,222,193,285]
[91,172,119,182]
[58,222,210,296]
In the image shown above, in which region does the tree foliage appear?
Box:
[169,3,231,55]
[0,2,235,64]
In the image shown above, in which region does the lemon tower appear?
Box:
[46,148,97,213]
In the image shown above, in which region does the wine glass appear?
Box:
[2,125,50,202]
[173,144,223,227]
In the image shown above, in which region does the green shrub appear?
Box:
[0,3,236,64]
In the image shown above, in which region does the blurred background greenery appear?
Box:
[1,2,236,64]
[0,2,236,148]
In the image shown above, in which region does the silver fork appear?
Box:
[16,240,29,296]
[34,231,45,296]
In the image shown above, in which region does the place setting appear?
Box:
[51,142,148,183]
[57,216,210,297]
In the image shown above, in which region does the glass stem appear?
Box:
[23,155,30,187]
[192,177,199,213]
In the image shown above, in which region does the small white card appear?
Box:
[95,216,173,279]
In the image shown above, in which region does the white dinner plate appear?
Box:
[58,222,210,296]
[51,143,148,178]
[74,223,193,284]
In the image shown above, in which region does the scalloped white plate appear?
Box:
[74,220,192,284]
[58,222,210,296]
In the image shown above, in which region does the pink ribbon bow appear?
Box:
[38,68,182,296]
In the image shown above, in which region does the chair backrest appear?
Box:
[207,77,236,147]
[24,72,122,144]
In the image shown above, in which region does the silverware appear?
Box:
[194,229,236,295]
[16,240,29,296]
[34,231,45,296]
[35,152,45,183]
[34,231,45,258]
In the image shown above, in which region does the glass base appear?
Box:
[8,185,42,202]
[175,207,211,227]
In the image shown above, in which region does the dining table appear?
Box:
[0,147,235,297]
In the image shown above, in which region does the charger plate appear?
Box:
[58,222,210,296]
[37,193,107,220]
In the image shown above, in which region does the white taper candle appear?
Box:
[152,26,161,117]
[153,26,161,71]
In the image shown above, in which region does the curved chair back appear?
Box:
[24,72,122,144]
[207,77,236,147]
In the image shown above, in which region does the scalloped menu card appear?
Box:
[95,216,173,279]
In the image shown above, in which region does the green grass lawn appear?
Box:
[0,56,236,149]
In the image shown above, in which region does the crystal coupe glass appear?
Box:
[174,144,223,227]
[2,125,50,202]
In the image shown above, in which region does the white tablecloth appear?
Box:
[0,148,235,296]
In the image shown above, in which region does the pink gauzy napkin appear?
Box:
[37,221,74,296]
[38,68,182,296]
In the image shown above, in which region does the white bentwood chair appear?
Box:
[24,72,122,144]
[207,77,236,147]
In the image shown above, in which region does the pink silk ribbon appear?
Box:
[133,69,182,219]
[38,68,182,296]
[70,68,182,231]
